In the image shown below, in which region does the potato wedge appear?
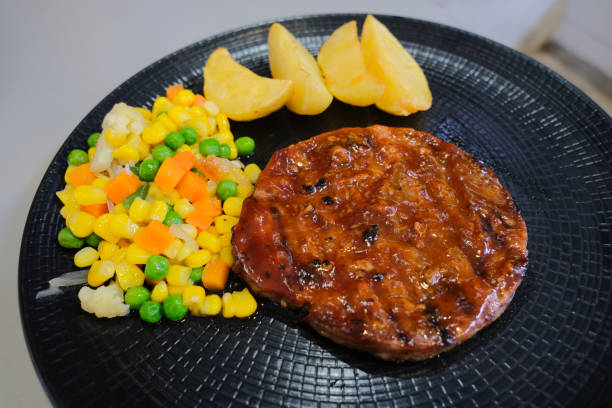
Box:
[268,23,333,115]
[203,47,293,121]
[361,15,432,115]
[317,21,384,107]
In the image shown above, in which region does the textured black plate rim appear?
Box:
[18,13,612,407]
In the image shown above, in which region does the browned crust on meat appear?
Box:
[233,126,528,361]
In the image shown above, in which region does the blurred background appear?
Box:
[1,0,610,406]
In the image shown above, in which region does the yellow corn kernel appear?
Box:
[185,249,212,268]
[94,213,120,244]
[149,200,169,222]
[221,292,235,318]
[167,265,191,286]
[98,241,118,261]
[151,281,169,303]
[174,89,196,106]
[67,211,96,238]
[180,223,198,239]
[197,231,221,253]
[115,262,145,291]
[142,121,168,145]
[168,105,192,126]
[91,177,109,190]
[206,180,217,196]
[110,213,140,239]
[112,144,140,163]
[176,243,194,262]
[152,96,173,117]
[135,107,152,122]
[137,140,150,160]
[189,105,206,118]
[168,284,189,295]
[233,288,257,318]
[175,144,191,154]
[88,147,96,162]
[219,246,233,267]
[126,243,152,264]
[60,204,80,220]
[74,247,99,268]
[158,114,178,132]
[216,131,233,145]
[216,113,230,133]
[111,247,127,265]
[200,294,222,316]
[244,163,262,184]
[227,140,238,160]
[203,100,219,116]
[236,185,253,201]
[114,203,128,214]
[56,186,75,205]
[146,184,165,202]
[222,197,243,217]
[184,117,211,138]
[74,185,107,206]
[162,239,182,259]
[64,165,76,184]
[105,129,127,148]
[182,285,205,311]
[214,215,239,235]
[218,233,231,249]
[129,197,151,223]
[174,198,194,218]
[164,190,181,205]
[88,260,115,287]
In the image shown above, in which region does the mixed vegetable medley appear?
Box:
[53,84,261,323]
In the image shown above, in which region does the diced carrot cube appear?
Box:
[133,220,175,254]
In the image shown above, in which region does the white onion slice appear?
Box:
[36,287,63,299]
[49,269,89,287]
[169,224,199,253]
[107,199,115,213]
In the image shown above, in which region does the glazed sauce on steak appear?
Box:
[233,126,527,361]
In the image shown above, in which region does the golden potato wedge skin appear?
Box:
[268,23,333,115]
[204,47,293,121]
[317,21,385,107]
[361,15,432,115]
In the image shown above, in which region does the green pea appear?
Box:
[87,132,101,148]
[139,301,162,323]
[124,286,151,309]
[189,267,203,284]
[152,145,174,162]
[235,136,255,156]
[85,233,103,248]
[162,295,188,321]
[199,138,220,157]
[165,131,186,151]
[181,126,199,145]
[138,159,160,181]
[145,255,170,281]
[163,210,183,227]
[67,149,89,166]
[219,144,231,159]
[216,179,237,201]
[58,227,84,249]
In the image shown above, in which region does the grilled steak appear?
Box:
[232,126,527,361]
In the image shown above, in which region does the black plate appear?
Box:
[19,14,612,407]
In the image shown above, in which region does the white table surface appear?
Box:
[0,1,555,406]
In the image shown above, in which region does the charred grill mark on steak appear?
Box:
[232,126,528,361]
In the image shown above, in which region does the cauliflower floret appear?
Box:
[102,102,146,136]
[78,282,129,318]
